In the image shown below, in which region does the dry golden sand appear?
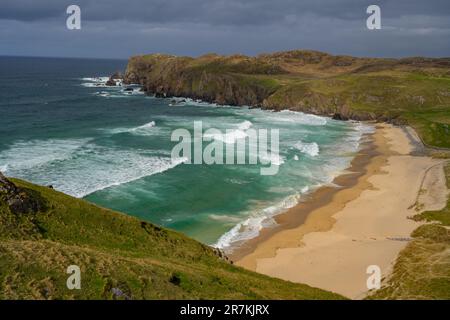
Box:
[235,124,448,299]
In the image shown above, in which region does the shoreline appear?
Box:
[228,125,378,263]
[232,123,447,299]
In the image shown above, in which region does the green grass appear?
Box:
[367,163,450,300]
[266,72,450,147]
[125,50,450,148]
[0,178,345,300]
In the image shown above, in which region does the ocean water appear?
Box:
[0,57,371,250]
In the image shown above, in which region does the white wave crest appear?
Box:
[130,121,156,134]
[259,153,285,166]
[0,139,90,171]
[238,120,253,131]
[293,141,320,157]
[81,77,110,82]
[213,215,267,250]
[0,138,187,198]
[274,110,328,126]
[204,120,253,144]
[81,76,110,87]
[102,121,157,136]
[213,192,308,250]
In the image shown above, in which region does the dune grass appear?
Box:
[367,163,450,300]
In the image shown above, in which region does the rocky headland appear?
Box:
[116,50,450,148]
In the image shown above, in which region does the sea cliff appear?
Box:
[119,50,450,148]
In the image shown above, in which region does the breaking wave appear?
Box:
[293,141,320,157]
[0,138,187,198]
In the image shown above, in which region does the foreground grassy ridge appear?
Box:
[124,50,450,148]
[368,163,450,300]
[0,178,344,300]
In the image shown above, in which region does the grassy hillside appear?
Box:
[123,50,450,148]
[0,175,344,300]
[368,162,450,300]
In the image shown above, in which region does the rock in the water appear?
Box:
[106,72,123,86]
[0,171,44,214]
[105,78,117,86]
[332,113,349,121]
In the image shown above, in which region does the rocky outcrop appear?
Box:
[0,172,44,214]
[106,72,123,86]
[212,247,233,264]
[332,113,349,121]
[119,50,450,131]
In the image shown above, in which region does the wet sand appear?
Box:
[233,124,447,299]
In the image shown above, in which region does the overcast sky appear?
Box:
[1,0,449,59]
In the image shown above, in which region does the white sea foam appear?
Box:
[347,122,375,149]
[209,214,242,223]
[354,122,376,135]
[65,155,188,198]
[81,76,110,87]
[102,121,158,136]
[237,120,253,131]
[213,192,305,250]
[226,178,249,185]
[273,110,328,126]
[204,120,253,144]
[0,164,8,173]
[92,88,144,98]
[81,77,110,82]
[214,123,374,251]
[0,139,90,171]
[0,138,187,198]
[137,121,156,129]
[213,215,267,250]
[293,141,320,157]
[259,153,285,166]
[130,121,156,135]
[82,77,143,96]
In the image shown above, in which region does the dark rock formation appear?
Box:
[106,72,123,86]
[105,78,117,86]
[0,172,44,214]
[212,247,232,264]
[332,113,349,121]
[117,50,450,145]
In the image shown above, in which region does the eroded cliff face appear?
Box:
[123,54,282,107]
[0,172,45,215]
[121,50,450,128]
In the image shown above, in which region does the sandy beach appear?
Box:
[234,124,448,299]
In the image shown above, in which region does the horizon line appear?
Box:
[1,51,449,61]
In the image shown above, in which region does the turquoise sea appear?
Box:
[0,57,371,250]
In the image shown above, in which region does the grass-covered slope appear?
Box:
[368,162,450,300]
[124,50,450,148]
[0,176,344,300]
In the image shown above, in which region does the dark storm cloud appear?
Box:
[1,0,450,25]
[0,0,449,58]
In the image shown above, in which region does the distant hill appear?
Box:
[123,50,450,148]
[0,172,344,299]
